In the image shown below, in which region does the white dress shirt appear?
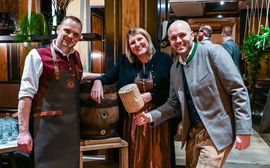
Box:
[18,41,75,99]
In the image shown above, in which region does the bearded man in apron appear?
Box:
[17,16,83,168]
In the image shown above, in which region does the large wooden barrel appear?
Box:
[80,81,119,140]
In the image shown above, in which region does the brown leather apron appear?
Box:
[32,46,80,168]
[124,76,171,168]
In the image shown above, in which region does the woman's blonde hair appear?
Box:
[125,28,156,63]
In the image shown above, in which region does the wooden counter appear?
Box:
[0,140,18,154]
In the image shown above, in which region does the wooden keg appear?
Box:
[118,83,144,113]
[80,81,119,140]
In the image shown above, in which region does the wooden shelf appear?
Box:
[0,35,16,43]
[80,137,128,168]
[0,33,102,43]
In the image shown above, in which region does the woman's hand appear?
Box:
[141,92,152,104]
[90,80,104,103]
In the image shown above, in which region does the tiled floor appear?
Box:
[83,101,270,168]
[81,113,270,168]
[82,120,270,168]
[175,119,270,168]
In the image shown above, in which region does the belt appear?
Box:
[33,111,63,118]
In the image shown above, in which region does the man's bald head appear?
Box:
[167,20,194,57]
[168,20,192,35]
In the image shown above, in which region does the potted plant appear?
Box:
[242,25,270,108]
[15,12,50,77]
[15,12,49,42]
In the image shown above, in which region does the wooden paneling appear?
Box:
[0,0,18,19]
[104,0,120,71]
[258,53,270,79]
[121,0,140,53]
[248,17,267,34]
[0,0,40,82]
[18,0,27,19]
[0,42,38,82]
[145,0,158,48]
[91,12,104,73]
[0,44,8,81]
[0,0,37,20]
[120,0,164,52]
[0,83,20,108]
[19,43,37,77]
[7,43,20,81]
[18,0,39,18]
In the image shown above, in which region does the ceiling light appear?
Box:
[220,1,225,5]
[217,15,223,18]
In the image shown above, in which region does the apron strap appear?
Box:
[50,45,60,80]
[72,52,81,80]
[33,110,63,118]
[75,64,80,80]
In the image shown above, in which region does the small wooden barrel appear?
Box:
[118,83,144,113]
[80,81,119,140]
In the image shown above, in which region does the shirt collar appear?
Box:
[223,36,233,42]
[52,40,75,57]
[176,42,198,68]
[202,38,210,42]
